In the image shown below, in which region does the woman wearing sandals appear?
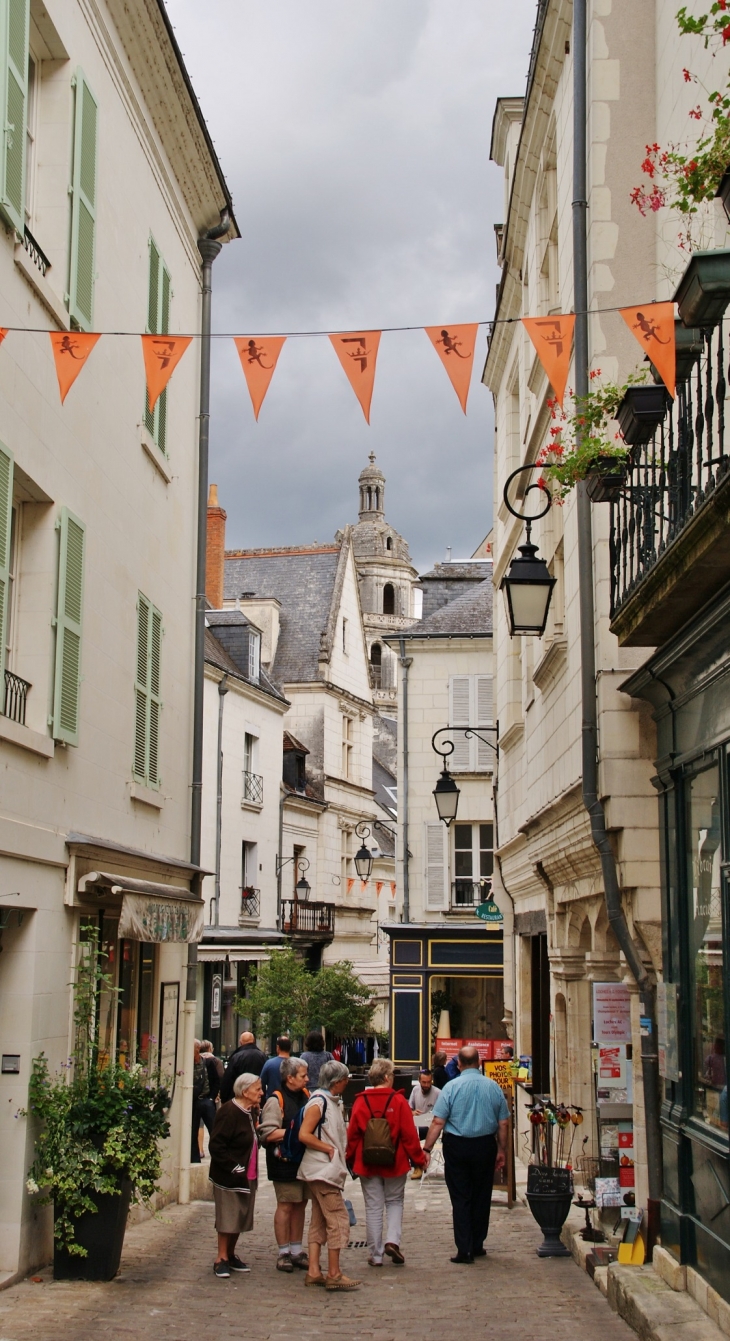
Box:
[208,1072,262,1278]
[346,1058,429,1268]
[297,1059,361,1291]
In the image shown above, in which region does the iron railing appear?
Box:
[451,879,492,909]
[23,226,51,277]
[242,770,263,804]
[3,670,30,726]
[610,320,729,616]
[281,899,335,936]
[240,887,261,918]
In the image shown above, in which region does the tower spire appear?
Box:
[358,454,385,521]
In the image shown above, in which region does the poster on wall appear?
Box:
[593,982,632,1042]
[159,982,180,1096]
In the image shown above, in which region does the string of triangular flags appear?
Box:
[346,878,397,896]
[0,302,679,417]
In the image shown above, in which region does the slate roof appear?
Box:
[397,575,493,638]
[419,561,492,620]
[204,627,288,705]
[373,756,397,826]
[224,545,342,685]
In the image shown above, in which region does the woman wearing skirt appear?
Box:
[209,1071,262,1278]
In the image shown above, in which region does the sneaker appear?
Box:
[228,1255,250,1272]
[214,1260,231,1278]
[325,1273,361,1291]
[384,1242,405,1265]
[276,1253,294,1273]
[368,1257,383,1267]
[290,1251,309,1270]
[304,1273,327,1287]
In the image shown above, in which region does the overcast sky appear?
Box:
[165,0,537,572]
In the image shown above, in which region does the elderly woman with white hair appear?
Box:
[208,1071,262,1279]
[297,1058,360,1290]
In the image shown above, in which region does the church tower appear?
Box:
[346,454,419,719]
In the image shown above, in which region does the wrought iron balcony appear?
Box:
[610,319,730,646]
[3,670,31,726]
[240,887,261,919]
[281,898,335,938]
[242,770,263,804]
[451,878,492,909]
[23,226,51,277]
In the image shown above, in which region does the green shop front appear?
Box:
[383,922,506,1068]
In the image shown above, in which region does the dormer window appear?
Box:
[248,631,260,680]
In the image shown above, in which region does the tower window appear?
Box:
[370,642,382,689]
[383,583,395,616]
[374,488,380,510]
[386,536,392,551]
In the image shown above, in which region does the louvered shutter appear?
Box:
[148,605,162,786]
[134,593,162,787]
[0,0,29,234]
[449,674,471,771]
[0,443,14,680]
[144,241,171,453]
[475,675,494,770]
[52,509,85,745]
[425,822,446,908]
[68,70,98,331]
[144,240,159,436]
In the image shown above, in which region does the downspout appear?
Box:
[398,638,412,923]
[277,786,286,929]
[213,675,229,927]
[492,777,517,1051]
[572,1,662,1251]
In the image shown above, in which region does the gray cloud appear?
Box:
[165,0,537,570]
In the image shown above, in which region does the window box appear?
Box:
[616,385,670,447]
[716,167,730,223]
[674,248,730,328]
[585,458,626,503]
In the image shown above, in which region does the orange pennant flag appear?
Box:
[0,329,8,347]
[424,324,479,413]
[49,332,101,404]
[329,331,381,423]
[390,881,396,897]
[620,302,675,399]
[234,336,286,420]
[142,335,192,412]
[347,877,355,894]
[375,881,384,896]
[522,315,576,408]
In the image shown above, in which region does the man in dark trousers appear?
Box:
[423,1046,509,1263]
[220,1031,268,1104]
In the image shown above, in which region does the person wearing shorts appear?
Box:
[258,1057,311,1273]
[297,1059,361,1291]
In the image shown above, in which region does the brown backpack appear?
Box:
[361,1093,397,1167]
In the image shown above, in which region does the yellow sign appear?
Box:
[484,1060,514,1103]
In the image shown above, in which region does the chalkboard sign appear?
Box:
[527,1166,573,1195]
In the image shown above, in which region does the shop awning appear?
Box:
[197,947,271,962]
[77,870,204,943]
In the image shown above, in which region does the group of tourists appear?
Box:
[203,1035,510,1288]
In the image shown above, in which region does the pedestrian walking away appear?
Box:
[260,1036,293,1101]
[258,1056,311,1273]
[197,1039,221,1158]
[423,1046,509,1264]
[191,1039,211,1164]
[208,1072,262,1279]
[220,1031,268,1103]
[297,1059,361,1291]
[346,1058,428,1267]
[408,1068,441,1179]
[299,1031,333,1090]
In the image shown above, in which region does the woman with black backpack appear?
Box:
[346,1058,429,1268]
[258,1057,311,1274]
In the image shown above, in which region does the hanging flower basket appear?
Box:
[674,249,730,329]
[585,457,626,504]
[716,167,730,224]
[616,385,670,447]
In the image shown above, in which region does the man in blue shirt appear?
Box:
[423,1046,510,1263]
[259,1037,292,1100]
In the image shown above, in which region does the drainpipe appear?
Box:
[572,0,662,1251]
[180,209,230,1207]
[398,638,412,923]
[492,777,517,1052]
[277,786,286,929]
[212,675,229,928]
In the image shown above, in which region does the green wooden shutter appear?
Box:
[52,508,85,745]
[68,69,98,331]
[134,593,162,787]
[144,241,171,453]
[148,605,162,785]
[144,240,159,436]
[0,442,15,681]
[157,266,171,453]
[0,0,29,234]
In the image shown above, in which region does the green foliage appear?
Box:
[22,927,170,1255]
[538,370,648,497]
[234,949,375,1040]
[306,961,375,1038]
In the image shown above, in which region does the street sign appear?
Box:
[476,899,503,922]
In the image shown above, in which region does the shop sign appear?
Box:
[436,1037,493,1062]
[210,973,222,1030]
[484,1059,513,1102]
[118,893,204,943]
[475,899,503,922]
[593,981,632,1042]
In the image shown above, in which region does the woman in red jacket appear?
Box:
[346,1058,428,1267]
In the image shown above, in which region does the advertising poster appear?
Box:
[593,982,632,1042]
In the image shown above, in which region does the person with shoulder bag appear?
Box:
[346,1058,428,1268]
[297,1059,360,1291]
[258,1057,311,1273]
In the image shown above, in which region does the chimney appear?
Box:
[206,483,227,609]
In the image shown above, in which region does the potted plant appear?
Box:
[23,929,171,1280]
[717,166,730,222]
[615,385,670,446]
[538,370,649,501]
[675,248,730,327]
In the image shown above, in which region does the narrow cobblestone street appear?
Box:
[0,1177,634,1341]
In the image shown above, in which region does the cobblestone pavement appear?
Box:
[0,1175,635,1341]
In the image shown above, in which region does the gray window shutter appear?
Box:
[449,674,471,771]
[0,0,29,234]
[426,822,446,908]
[52,508,85,745]
[0,442,15,680]
[68,70,98,331]
[475,674,494,769]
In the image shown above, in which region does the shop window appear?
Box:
[686,763,726,1131]
[85,917,156,1071]
[429,974,506,1041]
[531,933,550,1095]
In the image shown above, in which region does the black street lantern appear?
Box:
[501,464,555,637]
[433,765,460,827]
[354,823,374,880]
[295,873,311,900]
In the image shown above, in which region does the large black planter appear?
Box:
[650,320,703,386]
[674,248,730,328]
[616,385,670,447]
[585,457,625,503]
[53,1180,133,1281]
[526,1166,573,1258]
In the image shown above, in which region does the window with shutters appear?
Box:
[448,674,495,772]
[67,69,98,331]
[425,822,446,909]
[144,238,172,454]
[133,593,162,788]
[51,508,85,746]
[452,823,493,906]
[0,0,29,235]
[0,444,15,686]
